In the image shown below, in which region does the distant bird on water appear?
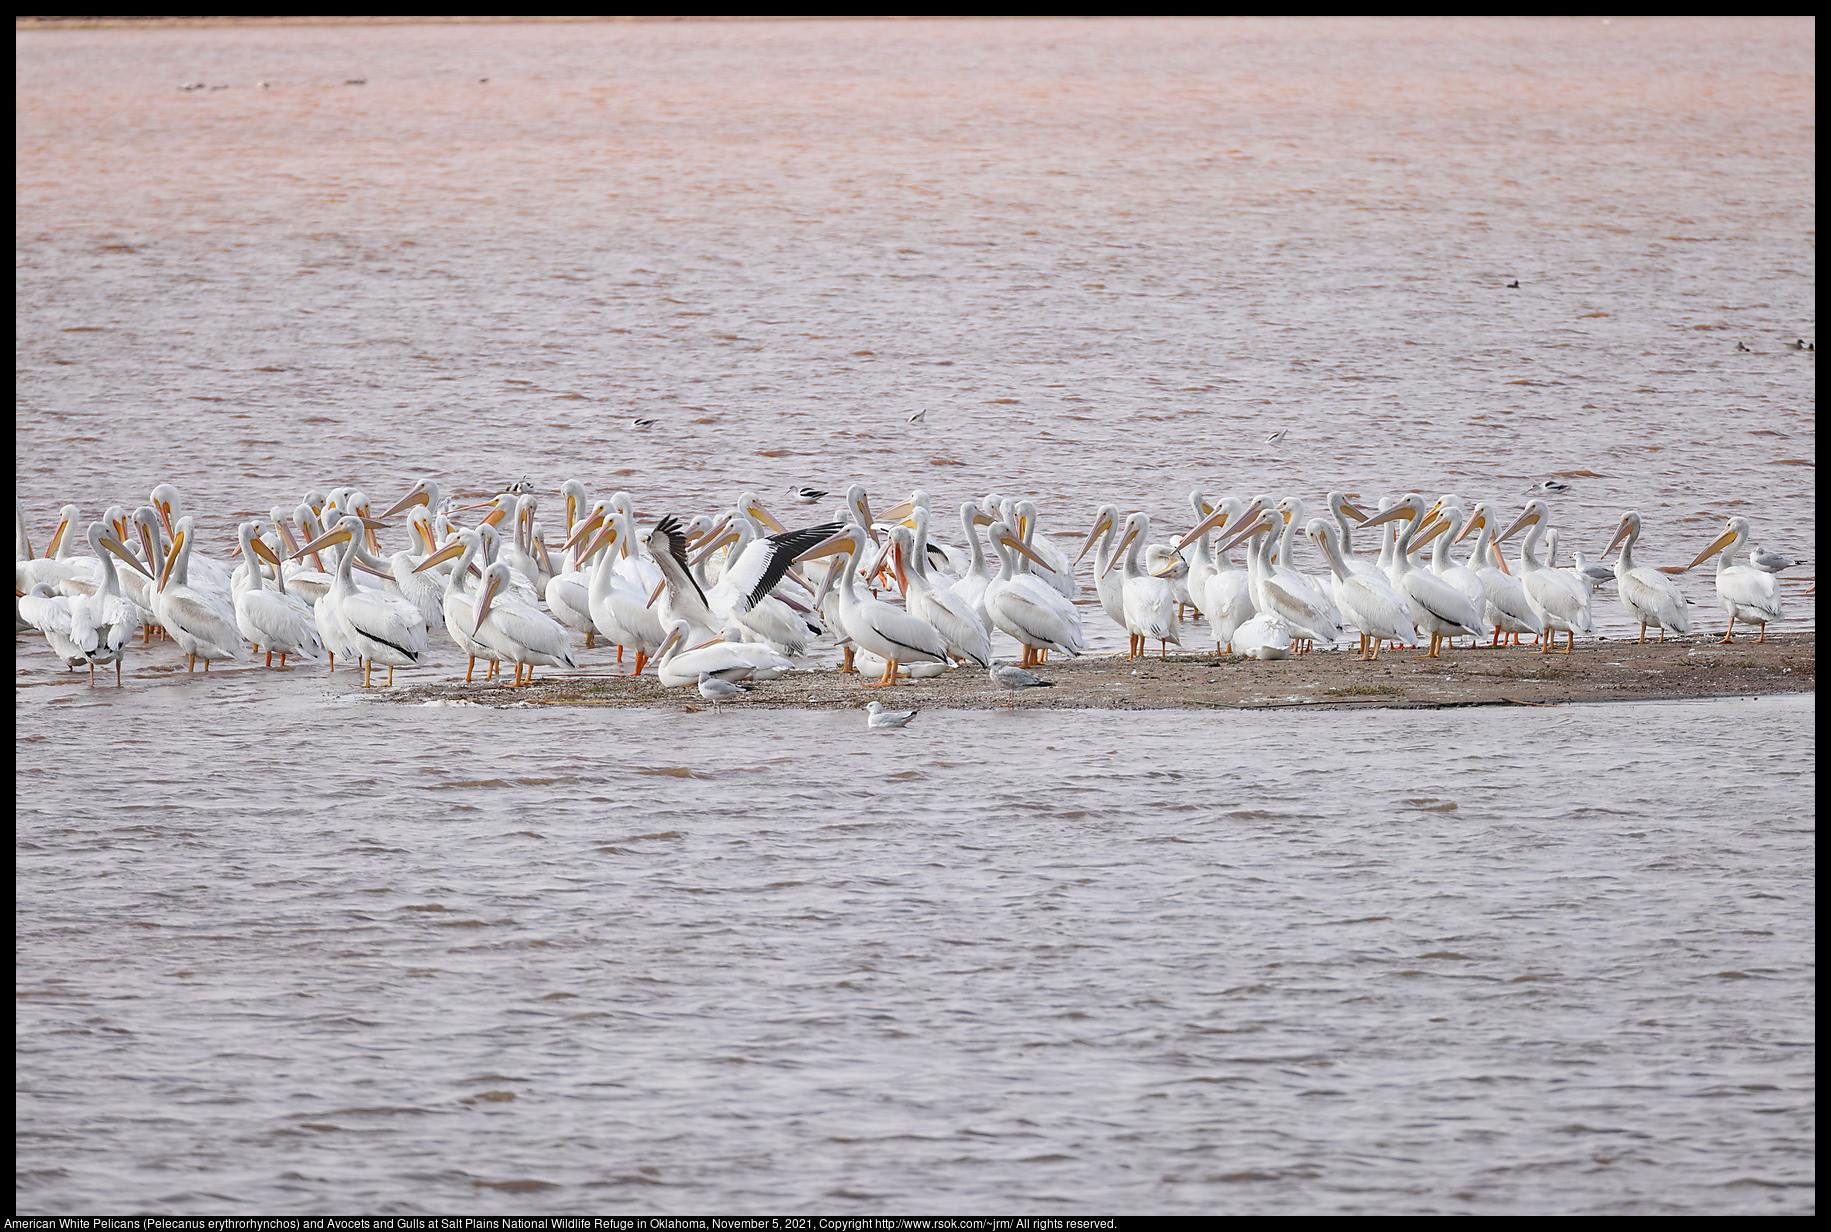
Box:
[788,486,828,506]
[630,417,657,430]
[1525,479,1570,496]
[1505,279,1520,288]
[1264,428,1288,446]
[989,658,1054,708]
[1736,341,1752,352]
[864,700,918,729]
[906,409,928,424]
[1788,338,1813,351]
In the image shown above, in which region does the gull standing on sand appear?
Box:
[697,671,746,712]
[989,658,1054,707]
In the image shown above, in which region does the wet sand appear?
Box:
[396,632,1814,712]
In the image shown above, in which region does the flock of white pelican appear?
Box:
[15,478,1800,691]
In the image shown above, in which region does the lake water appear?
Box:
[14,16,1815,1216]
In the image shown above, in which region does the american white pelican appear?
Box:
[295,515,428,686]
[1273,496,1345,634]
[981,520,1086,669]
[233,522,322,668]
[1212,513,1339,652]
[947,502,997,637]
[650,618,764,689]
[413,529,503,682]
[567,512,665,675]
[1601,511,1692,643]
[1453,504,1543,647]
[1074,503,1130,634]
[471,560,577,687]
[1686,516,1783,643]
[1012,500,1079,601]
[155,516,246,672]
[1180,496,1257,654]
[886,524,990,668]
[1306,519,1413,660]
[796,525,949,686]
[988,658,1053,706]
[692,515,834,655]
[1105,512,1181,659]
[1421,506,1487,647]
[1495,499,1594,654]
[864,700,918,728]
[1230,611,1293,660]
[149,485,234,597]
[1358,496,1483,658]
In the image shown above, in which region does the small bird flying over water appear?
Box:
[1264,428,1288,445]
[906,409,928,423]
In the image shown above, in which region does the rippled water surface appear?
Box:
[14,16,1816,1215]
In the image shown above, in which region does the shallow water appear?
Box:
[13,16,1817,1216]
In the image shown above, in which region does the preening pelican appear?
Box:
[650,618,765,689]
[1210,511,1339,652]
[1686,516,1782,643]
[1602,511,1692,643]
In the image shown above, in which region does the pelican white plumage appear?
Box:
[796,525,949,686]
[1211,513,1339,652]
[982,520,1086,669]
[294,514,428,686]
[471,560,577,687]
[1453,504,1543,647]
[1306,518,1412,660]
[945,502,997,637]
[1495,499,1594,654]
[1359,495,1483,658]
[1602,511,1692,643]
[1012,499,1079,601]
[692,515,833,655]
[886,524,990,668]
[1105,512,1180,659]
[233,521,322,668]
[413,528,503,682]
[1074,503,1130,635]
[1230,611,1293,660]
[1180,496,1256,654]
[650,618,763,689]
[155,516,246,672]
[1686,516,1783,643]
[1423,506,1488,647]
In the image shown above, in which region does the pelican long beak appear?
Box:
[44,517,71,559]
[102,532,154,578]
[1496,508,1540,543]
[1411,518,1453,551]
[157,528,185,592]
[1101,523,1140,578]
[248,536,287,573]
[472,572,502,637]
[1358,504,1416,531]
[689,524,741,569]
[579,519,620,561]
[294,525,354,559]
[878,498,917,522]
[1217,515,1276,555]
[1603,520,1634,558]
[1075,513,1113,565]
[383,485,430,517]
[1453,511,1486,545]
[1338,498,1369,523]
[745,498,787,535]
[795,528,861,565]
[413,538,466,573]
[646,578,666,608]
[997,527,1053,571]
[1174,498,1260,553]
[1686,528,1739,572]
